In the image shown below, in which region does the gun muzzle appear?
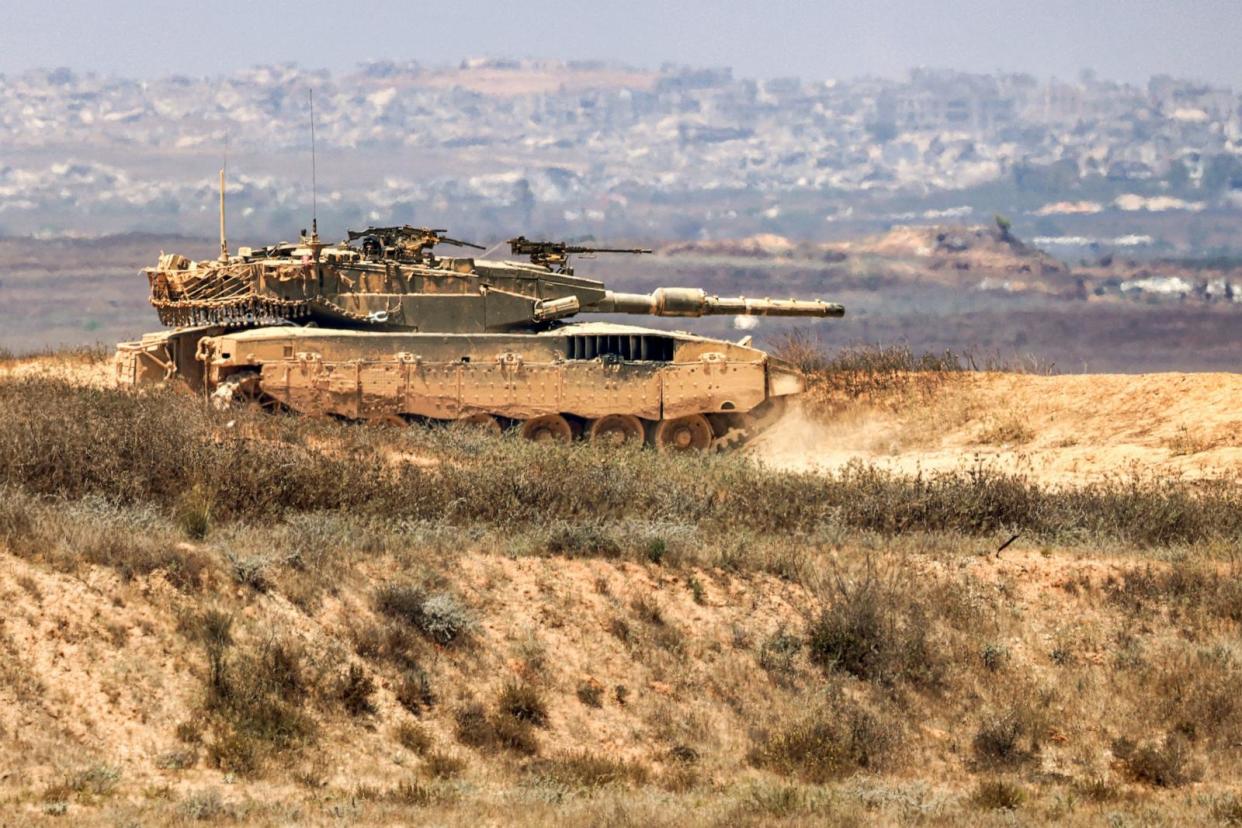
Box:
[592,288,844,318]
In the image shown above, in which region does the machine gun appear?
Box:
[347,226,485,261]
[509,236,652,273]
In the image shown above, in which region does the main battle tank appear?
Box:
[116,225,843,450]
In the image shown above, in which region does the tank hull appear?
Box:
[115,322,802,450]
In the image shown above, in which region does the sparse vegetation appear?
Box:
[1,378,1238,551]
[1113,734,1202,787]
[394,721,432,755]
[2,360,1241,823]
[972,777,1026,811]
[528,751,651,788]
[972,711,1034,768]
[748,690,900,783]
[337,664,377,716]
[805,563,945,688]
[497,681,550,727]
[375,583,476,647]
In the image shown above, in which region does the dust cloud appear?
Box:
[745,401,899,472]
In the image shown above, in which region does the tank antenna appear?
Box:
[218,132,229,261]
[309,89,319,244]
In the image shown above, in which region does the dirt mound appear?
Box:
[752,371,1242,484]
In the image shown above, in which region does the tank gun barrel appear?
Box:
[589,288,844,318]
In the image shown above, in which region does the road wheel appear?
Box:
[519,414,574,443]
[653,414,713,452]
[588,414,645,446]
[453,412,503,436]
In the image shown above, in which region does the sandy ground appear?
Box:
[751,372,1242,485]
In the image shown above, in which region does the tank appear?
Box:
[116,226,844,450]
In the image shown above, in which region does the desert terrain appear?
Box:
[0,349,1239,825]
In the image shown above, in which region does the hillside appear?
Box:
[0,352,1240,825]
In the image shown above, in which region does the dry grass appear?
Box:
[1,378,1237,553]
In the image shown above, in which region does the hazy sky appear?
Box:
[4,0,1240,87]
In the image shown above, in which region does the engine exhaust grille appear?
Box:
[565,334,673,362]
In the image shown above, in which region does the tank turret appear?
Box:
[143,229,842,332]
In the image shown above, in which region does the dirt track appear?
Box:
[751,371,1242,484]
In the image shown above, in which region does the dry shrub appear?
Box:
[528,751,651,789]
[1148,646,1242,745]
[805,563,945,689]
[337,664,376,716]
[0,486,41,555]
[1166,426,1215,456]
[972,711,1035,768]
[757,628,803,682]
[174,484,213,540]
[576,679,604,708]
[748,690,899,783]
[1106,561,1242,623]
[421,750,466,780]
[490,713,539,755]
[1212,794,1242,825]
[497,681,550,727]
[978,417,1035,446]
[394,721,432,755]
[177,788,235,821]
[1074,776,1119,803]
[971,778,1025,811]
[1112,734,1201,788]
[78,529,211,591]
[777,339,969,415]
[453,702,493,749]
[41,764,121,804]
[395,667,436,716]
[544,521,623,559]
[375,584,475,647]
[453,691,542,756]
[357,778,457,807]
[185,622,317,776]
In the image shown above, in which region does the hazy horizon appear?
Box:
[4,0,1241,88]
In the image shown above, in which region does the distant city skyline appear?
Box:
[4,0,1242,88]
